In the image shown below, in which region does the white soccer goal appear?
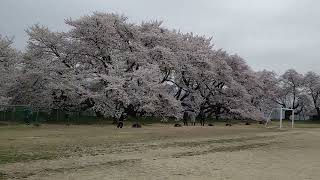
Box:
[265,108,295,129]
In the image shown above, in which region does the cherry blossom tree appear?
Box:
[8,25,86,111]
[255,70,279,113]
[303,71,320,119]
[21,13,183,119]
[11,12,298,122]
[276,69,305,119]
[0,35,20,105]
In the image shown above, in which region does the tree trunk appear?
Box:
[284,110,291,120]
[124,104,137,118]
[316,107,320,121]
[95,111,104,119]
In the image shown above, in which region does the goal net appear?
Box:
[265,108,295,129]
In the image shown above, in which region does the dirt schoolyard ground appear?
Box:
[0,122,320,180]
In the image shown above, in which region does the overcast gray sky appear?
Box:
[1,0,319,74]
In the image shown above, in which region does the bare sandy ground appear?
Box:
[0,124,320,180]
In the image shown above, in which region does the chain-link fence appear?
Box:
[0,105,100,124]
[0,105,32,122]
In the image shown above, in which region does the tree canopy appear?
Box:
[1,12,320,121]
